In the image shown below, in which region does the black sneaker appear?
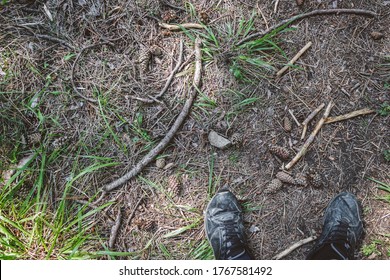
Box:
[307,192,363,260]
[204,189,253,260]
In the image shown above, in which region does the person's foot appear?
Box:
[204,189,253,260]
[307,192,363,259]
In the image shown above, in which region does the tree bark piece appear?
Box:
[237,9,377,46]
[103,38,203,192]
[276,41,312,77]
[286,101,333,170]
[272,236,317,260]
[324,108,375,124]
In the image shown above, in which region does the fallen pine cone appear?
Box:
[276,171,295,185]
[231,132,243,145]
[27,132,41,146]
[283,116,292,132]
[167,175,181,196]
[309,172,323,188]
[264,178,283,194]
[155,158,166,169]
[136,219,156,232]
[138,47,151,73]
[269,145,290,160]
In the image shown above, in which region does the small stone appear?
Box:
[295,173,308,186]
[155,158,166,169]
[296,0,304,6]
[371,31,384,40]
[249,224,260,233]
[208,130,231,149]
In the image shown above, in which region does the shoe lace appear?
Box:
[328,218,350,243]
[222,219,245,259]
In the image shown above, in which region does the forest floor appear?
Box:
[0,0,389,260]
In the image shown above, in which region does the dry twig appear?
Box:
[155,39,184,99]
[103,38,203,192]
[159,22,205,31]
[286,101,333,170]
[324,108,375,124]
[288,109,301,127]
[125,195,146,226]
[276,41,312,77]
[272,236,317,260]
[301,103,325,140]
[108,208,122,249]
[237,9,377,46]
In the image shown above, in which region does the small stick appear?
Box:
[103,38,203,192]
[108,208,122,249]
[126,195,146,226]
[301,103,325,139]
[155,39,184,99]
[288,109,301,127]
[286,101,333,170]
[237,9,377,46]
[324,108,375,124]
[159,22,205,31]
[36,34,75,50]
[274,0,280,13]
[272,236,317,260]
[276,41,312,77]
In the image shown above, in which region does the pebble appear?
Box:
[208,130,231,149]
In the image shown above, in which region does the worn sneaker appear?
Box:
[205,189,253,260]
[307,192,363,259]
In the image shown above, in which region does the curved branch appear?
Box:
[237,9,377,46]
[103,38,203,192]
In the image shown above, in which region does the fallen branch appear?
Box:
[71,42,113,103]
[155,39,184,99]
[108,208,122,249]
[301,103,325,140]
[272,236,317,260]
[103,38,203,192]
[159,22,205,31]
[276,41,312,77]
[237,9,377,46]
[324,108,375,124]
[286,101,333,170]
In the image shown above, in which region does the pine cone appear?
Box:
[167,175,181,196]
[309,172,323,188]
[138,48,151,73]
[294,173,308,186]
[161,10,177,22]
[283,116,292,132]
[199,11,210,23]
[269,145,290,160]
[276,171,295,184]
[231,132,243,145]
[27,132,41,145]
[150,45,162,56]
[264,179,283,194]
[136,219,155,232]
[155,158,166,169]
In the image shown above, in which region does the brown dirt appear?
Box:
[1,0,389,259]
